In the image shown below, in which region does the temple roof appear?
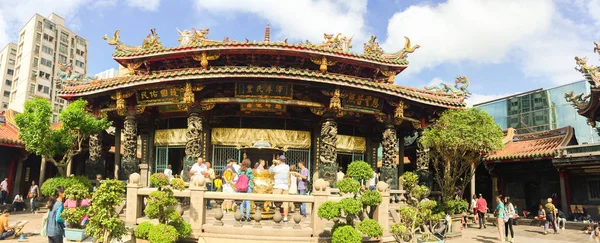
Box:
[58,66,466,108]
[0,110,24,148]
[485,126,576,162]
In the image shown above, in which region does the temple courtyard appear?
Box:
[3,209,592,243]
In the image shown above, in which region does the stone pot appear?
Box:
[64,228,87,242]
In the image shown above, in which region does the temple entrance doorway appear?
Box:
[337,152,364,173]
[155,146,185,176]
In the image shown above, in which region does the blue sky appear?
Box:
[1,0,599,106]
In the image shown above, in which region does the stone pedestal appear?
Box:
[189,176,207,230]
[126,173,142,225]
[373,182,390,236]
[139,164,149,187]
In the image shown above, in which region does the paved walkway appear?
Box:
[452,224,593,243]
[3,209,596,243]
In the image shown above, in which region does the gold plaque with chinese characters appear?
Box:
[240,103,286,113]
[235,82,293,99]
[136,87,182,104]
[342,92,383,111]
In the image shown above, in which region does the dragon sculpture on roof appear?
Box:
[575,56,600,88]
[102,30,142,54]
[425,76,471,100]
[564,91,590,110]
[56,63,94,87]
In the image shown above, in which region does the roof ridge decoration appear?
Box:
[56,62,95,87]
[424,76,471,101]
[102,27,421,64]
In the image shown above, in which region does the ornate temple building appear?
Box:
[58,26,469,188]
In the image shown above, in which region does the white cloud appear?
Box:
[193,0,369,44]
[382,0,595,85]
[126,0,160,11]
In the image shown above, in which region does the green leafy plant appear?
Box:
[41,176,93,197]
[134,222,154,240]
[445,199,469,215]
[147,224,178,243]
[332,225,362,243]
[337,178,360,194]
[346,160,373,181]
[144,173,190,240]
[317,160,382,241]
[357,219,383,238]
[391,172,443,243]
[15,98,111,176]
[64,183,89,201]
[150,173,170,188]
[86,179,126,243]
[420,108,503,201]
[60,207,88,229]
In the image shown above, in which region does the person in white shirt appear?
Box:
[12,194,24,212]
[369,171,377,191]
[232,160,241,182]
[0,178,8,205]
[337,168,345,182]
[189,157,207,180]
[270,155,290,221]
[164,164,173,177]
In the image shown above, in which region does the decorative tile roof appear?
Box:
[58,66,465,109]
[485,126,576,162]
[112,41,409,66]
[0,110,24,147]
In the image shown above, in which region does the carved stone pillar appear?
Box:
[121,115,138,179]
[183,111,203,182]
[114,126,121,179]
[86,133,105,179]
[381,124,398,190]
[318,115,338,187]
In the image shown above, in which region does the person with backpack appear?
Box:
[237,159,254,222]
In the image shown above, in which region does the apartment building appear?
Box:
[8,13,88,122]
[0,43,17,111]
[95,68,118,79]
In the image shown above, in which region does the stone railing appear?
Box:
[125,173,392,241]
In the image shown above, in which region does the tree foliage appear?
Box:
[15,98,111,176]
[419,108,503,201]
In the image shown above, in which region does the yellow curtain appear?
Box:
[154,129,187,146]
[336,135,366,153]
[211,128,311,150]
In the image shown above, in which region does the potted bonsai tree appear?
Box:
[137,173,191,243]
[61,183,90,241]
[317,161,384,243]
[390,172,444,243]
[86,179,127,243]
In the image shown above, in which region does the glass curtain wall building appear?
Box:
[475,81,599,144]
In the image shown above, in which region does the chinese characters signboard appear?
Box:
[235,82,293,99]
[342,92,383,111]
[137,87,182,104]
[240,103,286,113]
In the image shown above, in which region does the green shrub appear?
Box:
[145,190,178,222]
[360,190,381,207]
[346,161,373,181]
[337,178,360,194]
[170,178,185,191]
[357,219,383,238]
[85,179,126,243]
[168,218,191,238]
[317,201,340,220]
[64,183,89,201]
[41,176,92,197]
[332,225,361,243]
[134,222,154,240]
[339,198,362,216]
[150,173,170,188]
[148,224,178,243]
[331,222,347,235]
[60,207,88,229]
[445,199,469,215]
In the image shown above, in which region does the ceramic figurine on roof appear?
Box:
[177,28,195,47]
[381,36,420,62]
[102,30,142,54]
[141,28,163,49]
[364,36,384,56]
[564,91,590,110]
[425,76,471,100]
[575,56,600,87]
[56,62,94,87]
[313,33,353,52]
